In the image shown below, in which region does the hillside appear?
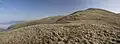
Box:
[7,15,63,30]
[1,8,120,44]
[116,13,120,16]
[8,8,120,30]
[8,8,120,29]
[54,8,120,24]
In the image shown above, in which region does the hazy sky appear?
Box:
[0,0,120,22]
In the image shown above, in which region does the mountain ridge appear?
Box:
[7,8,120,30]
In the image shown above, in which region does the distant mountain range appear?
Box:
[0,21,24,25]
[0,21,24,29]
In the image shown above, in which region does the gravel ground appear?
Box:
[0,23,120,44]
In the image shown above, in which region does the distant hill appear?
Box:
[0,21,24,29]
[7,16,63,30]
[0,21,24,25]
[0,28,5,32]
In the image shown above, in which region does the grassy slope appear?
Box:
[55,8,117,22]
[8,8,120,30]
[54,8,120,27]
[7,15,63,30]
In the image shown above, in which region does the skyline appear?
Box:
[0,0,120,22]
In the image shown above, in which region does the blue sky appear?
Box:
[0,0,120,23]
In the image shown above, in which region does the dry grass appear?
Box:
[7,16,63,30]
[0,24,120,44]
[8,8,120,30]
[116,13,120,16]
[54,8,120,24]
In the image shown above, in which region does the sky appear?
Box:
[0,0,120,23]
